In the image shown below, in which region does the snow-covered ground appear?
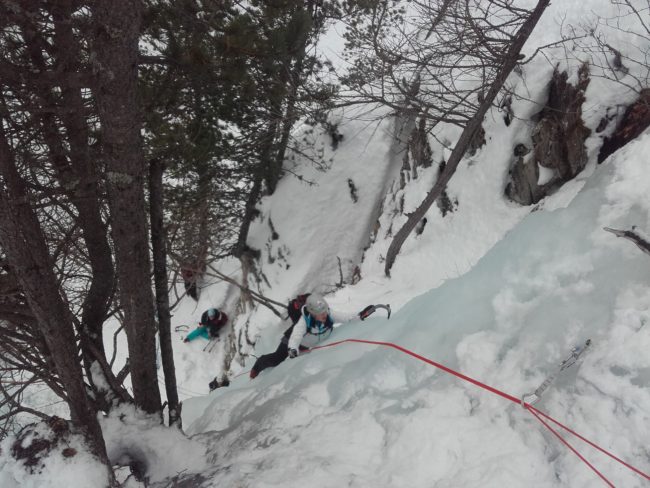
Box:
[172,129,650,488]
[1,1,649,486]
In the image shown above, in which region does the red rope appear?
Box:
[312,339,522,403]
[528,405,650,482]
[526,406,615,487]
[306,338,650,485]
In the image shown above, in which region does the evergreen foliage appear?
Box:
[140,0,341,269]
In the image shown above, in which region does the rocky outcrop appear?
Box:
[598,88,650,163]
[505,143,542,205]
[400,117,433,189]
[401,117,458,218]
[506,64,591,205]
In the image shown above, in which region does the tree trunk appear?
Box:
[52,1,115,362]
[0,130,114,483]
[91,0,161,414]
[149,159,181,427]
[19,5,116,348]
[260,114,284,195]
[195,170,211,268]
[236,2,316,255]
[23,2,117,400]
[384,0,551,276]
[234,177,262,259]
[263,3,313,195]
[271,55,304,183]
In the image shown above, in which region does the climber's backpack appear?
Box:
[287,293,310,324]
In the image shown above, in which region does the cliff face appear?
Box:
[506,65,592,206]
[598,88,650,164]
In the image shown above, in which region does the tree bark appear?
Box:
[271,53,304,186]
[91,0,161,414]
[20,2,117,399]
[0,129,114,483]
[51,1,115,363]
[234,177,262,259]
[149,159,181,427]
[384,0,551,276]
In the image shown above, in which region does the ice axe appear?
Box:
[359,304,391,320]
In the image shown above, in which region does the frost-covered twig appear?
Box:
[604,226,650,256]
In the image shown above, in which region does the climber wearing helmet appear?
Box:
[183,307,228,343]
[249,293,375,378]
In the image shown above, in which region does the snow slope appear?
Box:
[123,2,650,485]
[1,1,649,486]
[177,131,650,487]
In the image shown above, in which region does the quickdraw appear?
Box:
[521,339,592,406]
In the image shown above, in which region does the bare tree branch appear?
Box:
[604,226,650,256]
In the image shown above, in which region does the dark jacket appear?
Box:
[200,310,228,337]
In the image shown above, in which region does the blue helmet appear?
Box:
[207,308,218,319]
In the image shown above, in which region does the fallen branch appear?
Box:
[205,265,285,318]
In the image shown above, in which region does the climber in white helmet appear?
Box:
[249,293,375,379]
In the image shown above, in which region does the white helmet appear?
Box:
[305,293,328,315]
